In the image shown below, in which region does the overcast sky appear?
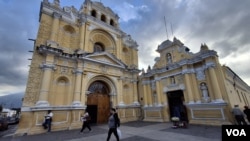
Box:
[0,0,250,97]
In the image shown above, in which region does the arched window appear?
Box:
[88,81,109,94]
[91,10,96,17]
[101,14,106,22]
[110,19,114,26]
[94,42,104,52]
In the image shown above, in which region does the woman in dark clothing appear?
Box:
[80,110,91,133]
[106,108,120,141]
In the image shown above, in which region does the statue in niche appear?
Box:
[166,53,172,64]
[171,76,175,84]
[200,82,210,103]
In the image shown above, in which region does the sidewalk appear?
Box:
[0,121,221,141]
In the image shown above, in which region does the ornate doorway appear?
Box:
[87,81,110,124]
[167,90,188,122]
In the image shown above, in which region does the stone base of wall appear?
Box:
[15,107,85,136]
[189,119,232,126]
[142,106,167,122]
[117,105,141,123]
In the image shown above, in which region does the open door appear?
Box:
[87,81,110,124]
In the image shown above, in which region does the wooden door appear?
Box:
[97,94,110,123]
[87,93,110,124]
[87,81,110,124]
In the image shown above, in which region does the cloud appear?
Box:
[113,2,149,23]
[0,0,39,96]
[0,0,249,97]
[116,0,250,85]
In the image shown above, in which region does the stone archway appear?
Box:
[87,81,111,124]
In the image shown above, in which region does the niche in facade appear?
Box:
[63,25,76,34]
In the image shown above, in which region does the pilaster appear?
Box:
[50,12,61,41]
[191,73,201,103]
[117,78,125,106]
[36,64,55,106]
[143,83,148,107]
[147,83,153,107]
[184,73,194,103]
[156,79,162,106]
[208,67,224,103]
[132,81,139,105]
[72,69,83,106]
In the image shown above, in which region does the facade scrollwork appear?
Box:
[196,68,205,81]
[52,12,62,19]
[182,68,195,74]
[60,67,68,74]
[205,62,216,69]
[40,63,56,71]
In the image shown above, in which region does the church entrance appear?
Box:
[167,90,188,122]
[87,81,110,124]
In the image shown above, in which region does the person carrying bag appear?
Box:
[106,108,120,141]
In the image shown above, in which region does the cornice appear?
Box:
[36,45,127,70]
[142,50,218,77]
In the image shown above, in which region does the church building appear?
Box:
[138,38,250,125]
[16,0,250,136]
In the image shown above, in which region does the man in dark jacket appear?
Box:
[243,106,250,124]
[232,105,247,125]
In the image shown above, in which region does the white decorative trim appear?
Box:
[71,101,82,107]
[35,101,50,107]
[21,107,31,112]
[118,102,126,106]
[133,101,140,105]
[212,99,225,103]
[190,107,225,120]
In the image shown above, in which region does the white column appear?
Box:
[133,81,139,105]
[117,78,125,106]
[36,64,55,106]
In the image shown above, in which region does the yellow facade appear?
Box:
[16,0,250,136]
[16,0,140,136]
[140,38,250,125]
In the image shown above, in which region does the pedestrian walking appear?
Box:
[80,110,92,133]
[106,108,120,141]
[232,105,247,125]
[243,106,250,124]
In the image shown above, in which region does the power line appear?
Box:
[164,16,169,40]
[170,22,174,37]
